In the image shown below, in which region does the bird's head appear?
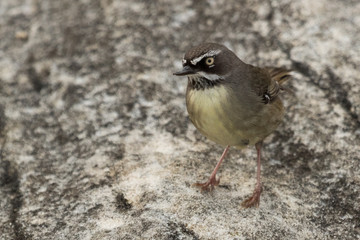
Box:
[173,43,240,81]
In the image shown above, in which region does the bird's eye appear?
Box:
[205,57,214,65]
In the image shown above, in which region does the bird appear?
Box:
[173,42,291,208]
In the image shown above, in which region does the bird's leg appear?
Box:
[193,145,230,191]
[242,141,263,208]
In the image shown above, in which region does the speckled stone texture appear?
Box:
[0,0,359,239]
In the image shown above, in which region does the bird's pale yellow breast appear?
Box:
[186,85,246,147]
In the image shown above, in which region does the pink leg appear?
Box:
[193,145,230,191]
[241,141,263,208]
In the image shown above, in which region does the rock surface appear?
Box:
[0,0,359,239]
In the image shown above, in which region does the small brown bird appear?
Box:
[173,43,291,208]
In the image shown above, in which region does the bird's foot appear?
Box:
[192,175,220,192]
[241,183,263,208]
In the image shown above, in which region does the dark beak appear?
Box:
[173,65,196,76]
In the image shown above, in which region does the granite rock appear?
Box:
[0,0,359,239]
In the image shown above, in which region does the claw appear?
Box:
[192,146,229,192]
[192,176,220,192]
[241,183,263,208]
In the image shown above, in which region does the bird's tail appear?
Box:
[265,67,292,85]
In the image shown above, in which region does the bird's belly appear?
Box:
[186,86,284,148]
[186,86,246,147]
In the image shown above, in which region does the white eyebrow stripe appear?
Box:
[190,49,221,65]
